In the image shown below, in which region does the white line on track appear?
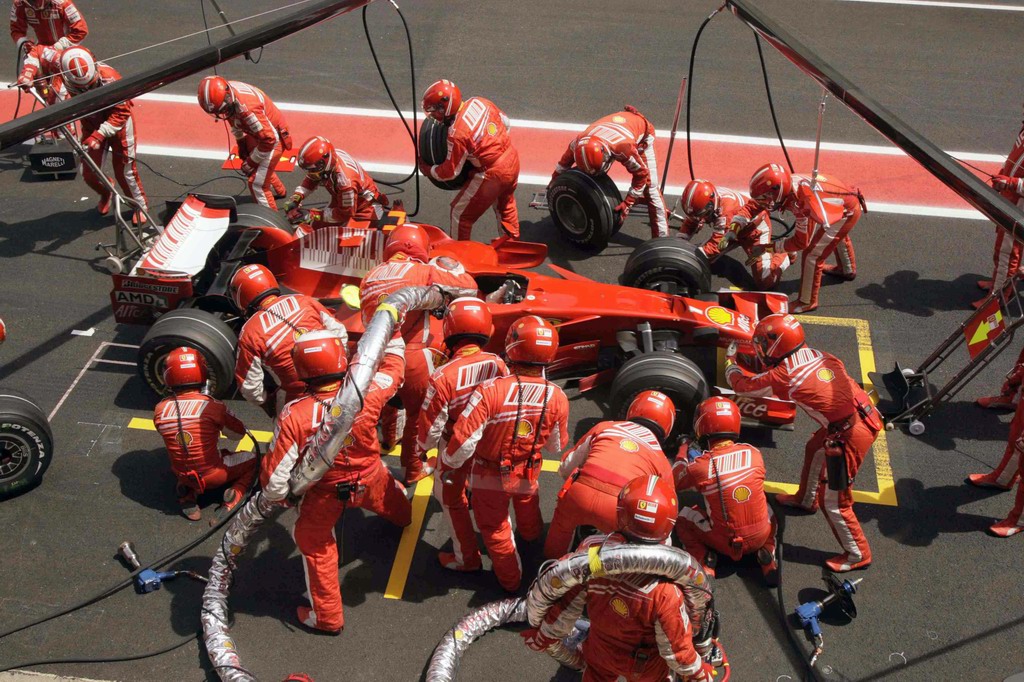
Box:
[835,0,1024,10]
[48,341,140,421]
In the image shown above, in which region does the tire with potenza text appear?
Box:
[0,389,53,500]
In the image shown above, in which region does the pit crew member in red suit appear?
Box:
[359,224,477,485]
[284,136,389,234]
[154,347,256,522]
[679,179,791,289]
[260,331,411,634]
[976,104,1024,309]
[551,106,669,238]
[726,313,881,571]
[10,0,87,51]
[736,164,864,313]
[443,316,570,591]
[674,396,778,585]
[14,43,66,105]
[522,475,714,682]
[420,79,521,241]
[197,76,292,209]
[543,390,675,560]
[415,297,508,571]
[230,264,347,417]
[59,47,149,224]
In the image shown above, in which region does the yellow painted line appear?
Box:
[384,472,434,600]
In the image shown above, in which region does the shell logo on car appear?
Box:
[705,306,734,326]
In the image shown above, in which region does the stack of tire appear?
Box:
[419,117,471,191]
[547,171,625,251]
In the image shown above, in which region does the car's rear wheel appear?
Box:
[233,202,295,234]
[419,118,472,191]
[621,237,712,297]
[139,309,238,399]
[548,170,620,250]
[609,352,710,442]
[0,390,53,500]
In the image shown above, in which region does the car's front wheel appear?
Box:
[138,309,238,399]
[621,237,712,298]
[609,351,710,443]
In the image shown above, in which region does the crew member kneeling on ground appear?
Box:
[726,314,881,572]
[359,224,477,484]
[231,264,348,417]
[420,78,521,241]
[523,475,715,682]
[543,390,676,560]
[415,297,509,571]
[284,135,390,235]
[674,396,778,585]
[261,331,412,634]
[443,316,569,592]
[154,347,256,522]
[551,106,669,238]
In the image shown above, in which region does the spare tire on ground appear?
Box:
[621,237,712,298]
[0,389,53,500]
[138,309,239,399]
[419,118,472,191]
[548,170,624,250]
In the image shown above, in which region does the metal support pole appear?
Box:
[660,77,688,196]
[811,89,828,186]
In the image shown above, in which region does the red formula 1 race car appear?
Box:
[109,195,796,437]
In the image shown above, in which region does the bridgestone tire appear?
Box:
[548,169,622,250]
[593,173,625,234]
[419,118,472,191]
[0,390,53,500]
[621,237,712,297]
[139,309,238,399]
[609,352,710,439]
[233,203,295,234]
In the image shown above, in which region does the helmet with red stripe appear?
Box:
[297,136,336,177]
[573,137,612,176]
[229,264,280,314]
[693,397,741,445]
[197,76,234,120]
[422,79,462,122]
[752,313,805,365]
[443,297,493,348]
[505,315,558,366]
[626,390,676,443]
[291,330,348,386]
[383,224,430,262]
[163,346,208,391]
[60,46,98,89]
[681,180,720,220]
[749,163,792,210]
[616,474,678,543]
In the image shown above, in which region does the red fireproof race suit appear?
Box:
[154,390,256,505]
[543,420,673,559]
[673,441,775,566]
[65,63,148,213]
[416,344,508,567]
[234,294,348,413]
[17,44,67,104]
[359,255,477,477]
[423,96,521,240]
[734,173,862,309]
[261,368,411,632]
[555,109,669,237]
[225,81,291,209]
[292,148,387,228]
[989,120,1024,293]
[529,533,710,682]
[443,371,570,590]
[10,0,87,49]
[681,187,790,289]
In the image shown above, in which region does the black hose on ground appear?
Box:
[771,499,822,682]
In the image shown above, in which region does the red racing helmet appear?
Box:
[626,390,676,442]
[505,315,558,366]
[230,264,280,313]
[681,180,720,220]
[422,79,462,122]
[60,46,98,89]
[291,331,348,385]
[693,397,741,444]
[0,317,7,345]
[163,346,208,390]
[443,297,493,347]
[752,313,805,365]
[573,137,612,176]
[616,475,678,543]
[383,224,430,262]
[749,163,792,210]
[197,76,234,119]
[297,136,336,177]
